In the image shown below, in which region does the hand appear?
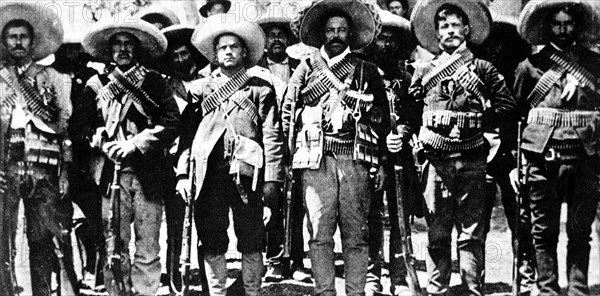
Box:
[90,128,107,149]
[373,166,388,192]
[387,133,404,153]
[262,181,281,206]
[561,73,579,102]
[176,177,192,200]
[102,140,137,161]
[263,206,272,225]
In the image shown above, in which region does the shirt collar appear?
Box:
[438,41,468,60]
[267,56,289,65]
[320,46,351,67]
[16,61,33,76]
[550,41,576,52]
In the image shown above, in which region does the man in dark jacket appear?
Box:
[514,1,600,294]
[82,20,180,296]
[409,1,517,294]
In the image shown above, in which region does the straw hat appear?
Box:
[0,2,64,61]
[135,5,181,29]
[290,0,382,50]
[257,4,297,42]
[199,0,232,18]
[191,14,265,67]
[517,0,597,46]
[82,19,168,62]
[410,0,492,54]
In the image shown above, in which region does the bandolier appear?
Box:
[514,1,600,294]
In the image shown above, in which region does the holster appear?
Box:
[293,105,323,169]
[229,135,264,203]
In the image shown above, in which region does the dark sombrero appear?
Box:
[0,2,63,61]
[257,4,298,43]
[290,0,382,50]
[378,9,417,55]
[410,0,492,54]
[135,5,181,29]
[199,0,232,18]
[518,0,598,46]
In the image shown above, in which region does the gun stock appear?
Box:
[106,162,125,295]
[387,87,425,296]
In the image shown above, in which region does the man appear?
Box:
[82,20,180,295]
[387,0,409,19]
[283,0,389,294]
[176,14,284,296]
[473,16,537,295]
[514,1,600,295]
[199,0,231,18]
[256,12,305,282]
[53,41,105,290]
[161,23,209,294]
[0,3,73,295]
[409,0,517,294]
[366,10,420,296]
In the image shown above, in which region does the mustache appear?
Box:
[270,41,285,49]
[556,33,571,39]
[11,45,25,51]
[327,38,346,46]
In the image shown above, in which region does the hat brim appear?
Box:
[410,0,492,54]
[0,2,63,61]
[297,0,380,50]
[162,25,194,45]
[518,0,597,46]
[199,0,232,18]
[135,5,181,28]
[192,14,265,67]
[258,21,297,43]
[83,20,168,62]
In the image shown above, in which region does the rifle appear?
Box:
[387,87,425,296]
[106,162,126,295]
[512,121,525,296]
[171,159,195,296]
[0,121,16,296]
[53,226,80,296]
[283,86,298,261]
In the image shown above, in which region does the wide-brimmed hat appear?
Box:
[83,19,168,62]
[162,25,194,46]
[378,10,417,54]
[135,5,181,28]
[0,2,64,61]
[517,0,597,46]
[192,14,265,67]
[290,0,382,50]
[257,4,297,43]
[199,0,232,18]
[410,0,492,54]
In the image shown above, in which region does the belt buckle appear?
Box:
[544,148,561,161]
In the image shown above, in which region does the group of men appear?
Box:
[0,0,599,295]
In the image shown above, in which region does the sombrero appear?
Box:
[410,0,492,54]
[518,0,597,46]
[0,2,64,61]
[135,5,181,28]
[257,4,297,42]
[290,0,382,50]
[378,9,417,55]
[162,25,194,46]
[82,19,168,62]
[192,14,265,67]
[199,0,232,18]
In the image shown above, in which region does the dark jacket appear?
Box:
[83,66,181,181]
[514,44,600,154]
